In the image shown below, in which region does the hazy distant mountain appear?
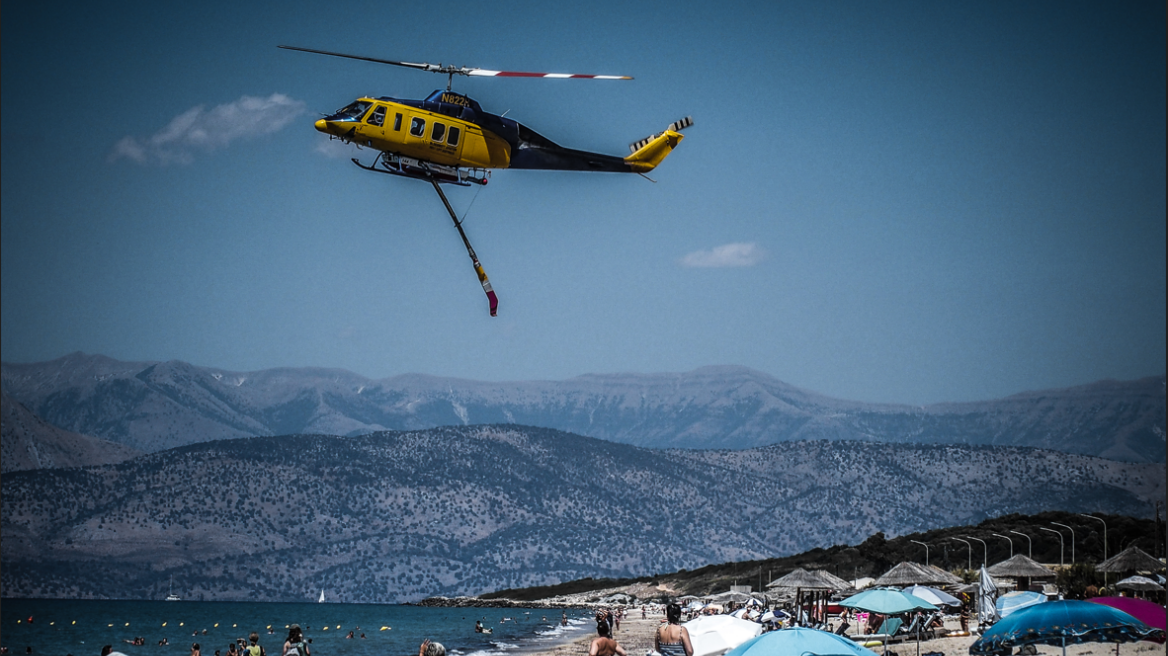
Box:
[2,352,1163,462]
[1,388,141,473]
[1,425,1161,602]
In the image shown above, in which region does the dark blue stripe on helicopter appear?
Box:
[376,91,630,171]
[509,147,629,172]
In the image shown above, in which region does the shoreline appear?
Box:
[517,612,662,656]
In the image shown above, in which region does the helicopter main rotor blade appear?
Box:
[466,69,631,80]
[278,45,631,80]
[278,45,449,74]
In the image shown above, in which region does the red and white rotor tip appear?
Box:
[466,69,632,80]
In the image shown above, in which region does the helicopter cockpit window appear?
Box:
[447,126,461,146]
[431,122,446,143]
[366,105,386,127]
[410,117,425,137]
[335,101,372,121]
[393,113,402,131]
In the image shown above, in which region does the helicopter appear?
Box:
[280,45,693,316]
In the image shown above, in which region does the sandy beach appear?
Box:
[531,613,661,656]
[523,613,1166,656]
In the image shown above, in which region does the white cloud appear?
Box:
[109,93,306,165]
[315,138,363,159]
[679,242,767,268]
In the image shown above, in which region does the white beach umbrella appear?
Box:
[978,566,1000,625]
[1115,575,1165,592]
[902,585,962,608]
[684,615,764,656]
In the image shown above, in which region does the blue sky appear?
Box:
[2,1,1164,405]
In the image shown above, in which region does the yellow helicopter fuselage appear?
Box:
[315,95,512,170]
[313,90,686,185]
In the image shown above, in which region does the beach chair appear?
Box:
[850,617,903,647]
[919,612,944,640]
[895,615,921,642]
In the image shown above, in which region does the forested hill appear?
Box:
[1,425,1161,602]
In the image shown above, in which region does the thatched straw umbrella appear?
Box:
[708,590,753,604]
[766,568,836,590]
[873,561,956,587]
[986,554,1056,592]
[812,569,856,593]
[1096,546,1165,574]
[925,564,963,586]
[766,568,839,626]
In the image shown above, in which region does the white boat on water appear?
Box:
[318,589,325,603]
[166,576,181,601]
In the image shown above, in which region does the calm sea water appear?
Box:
[0,600,595,656]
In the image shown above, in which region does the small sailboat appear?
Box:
[318,589,325,603]
[166,576,181,601]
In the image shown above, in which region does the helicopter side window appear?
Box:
[366,105,386,127]
[431,122,446,143]
[393,113,402,131]
[447,126,461,146]
[410,117,425,137]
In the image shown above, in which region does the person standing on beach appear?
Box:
[282,627,308,656]
[654,604,693,656]
[246,633,265,656]
[588,621,626,656]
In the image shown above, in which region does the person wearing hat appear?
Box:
[282,627,307,656]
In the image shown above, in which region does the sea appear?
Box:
[0,600,595,656]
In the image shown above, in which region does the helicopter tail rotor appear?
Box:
[628,116,693,153]
[625,116,693,173]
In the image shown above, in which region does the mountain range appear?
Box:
[1,425,1162,602]
[1,388,142,473]
[2,353,1163,463]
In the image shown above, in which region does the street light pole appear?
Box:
[1009,530,1032,558]
[1078,513,1108,586]
[1051,522,1075,564]
[964,535,988,566]
[1039,527,1064,567]
[951,537,973,571]
[910,540,930,567]
[992,533,1014,558]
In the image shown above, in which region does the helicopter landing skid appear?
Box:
[428,176,498,317]
[352,153,489,187]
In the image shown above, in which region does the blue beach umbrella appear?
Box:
[839,589,937,615]
[970,599,1166,656]
[724,626,879,656]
